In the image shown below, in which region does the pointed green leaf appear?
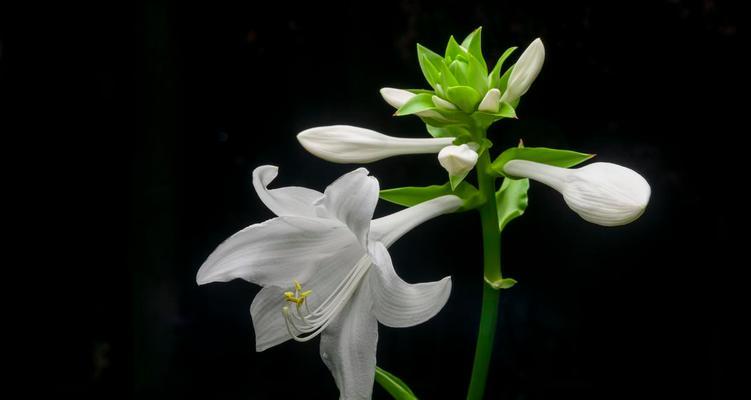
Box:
[491,146,595,177]
[449,169,471,190]
[380,181,483,212]
[445,35,465,62]
[375,367,418,400]
[461,27,487,72]
[465,52,489,93]
[425,124,472,139]
[489,46,517,89]
[446,85,481,113]
[496,177,530,230]
[437,62,459,89]
[395,93,435,116]
[449,59,468,85]
[417,44,445,88]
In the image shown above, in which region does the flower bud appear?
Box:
[380,87,449,121]
[438,144,479,177]
[297,125,455,163]
[478,88,501,112]
[504,160,650,226]
[499,38,545,104]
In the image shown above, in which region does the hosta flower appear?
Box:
[499,38,545,105]
[297,125,468,179]
[197,165,460,399]
[504,160,650,226]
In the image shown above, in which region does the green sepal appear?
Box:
[461,27,487,72]
[446,85,481,113]
[489,46,517,89]
[375,367,418,400]
[417,44,444,89]
[496,176,530,231]
[395,93,435,116]
[484,277,518,290]
[380,181,484,212]
[491,146,595,177]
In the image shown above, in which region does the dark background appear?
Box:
[2,0,738,398]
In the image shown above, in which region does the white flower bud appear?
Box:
[438,144,479,177]
[504,160,650,226]
[297,125,455,163]
[432,95,457,110]
[478,88,501,112]
[379,87,449,121]
[499,38,545,104]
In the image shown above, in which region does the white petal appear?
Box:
[196,216,355,286]
[320,280,378,400]
[478,88,501,112]
[379,87,415,109]
[371,195,462,247]
[367,242,452,328]
[297,125,455,163]
[252,165,322,217]
[315,168,379,247]
[250,286,290,351]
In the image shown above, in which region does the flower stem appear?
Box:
[466,150,503,400]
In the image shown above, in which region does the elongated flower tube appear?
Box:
[297,125,455,163]
[499,38,545,104]
[197,165,460,399]
[504,160,651,226]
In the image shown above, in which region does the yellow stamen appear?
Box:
[283,280,312,307]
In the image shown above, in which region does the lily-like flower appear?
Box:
[297,125,455,163]
[504,160,650,226]
[499,38,545,104]
[438,144,479,177]
[197,165,460,399]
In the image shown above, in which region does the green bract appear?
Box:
[490,146,594,177]
[375,367,418,400]
[406,27,520,135]
[380,181,484,212]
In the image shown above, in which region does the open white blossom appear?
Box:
[197,166,460,399]
[499,38,545,104]
[504,160,650,226]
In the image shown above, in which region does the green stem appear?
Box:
[466,150,503,400]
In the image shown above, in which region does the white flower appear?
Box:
[297,125,454,163]
[438,144,479,177]
[499,38,545,104]
[504,160,650,226]
[197,165,461,399]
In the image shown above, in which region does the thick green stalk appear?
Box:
[466,150,503,400]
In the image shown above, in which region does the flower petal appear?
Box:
[315,168,379,248]
[370,195,462,247]
[196,216,355,287]
[252,165,322,217]
[319,280,378,400]
[367,242,452,328]
[250,286,290,351]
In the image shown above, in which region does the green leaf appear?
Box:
[489,46,517,89]
[465,52,489,94]
[437,62,459,89]
[375,367,418,400]
[461,27,487,72]
[485,277,518,290]
[498,65,513,93]
[496,177,529,230]
[380,181,484,212]
[425,124,472,139]
[449,59,468,84]
[491,146,595,177]
[395,93,435,116]
[445,35,465,62]
[476,102,517,120]
[417,44,445,88]
[449,169,471,191]
[446,85,481,113]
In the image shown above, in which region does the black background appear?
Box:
[1,0,738,398]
